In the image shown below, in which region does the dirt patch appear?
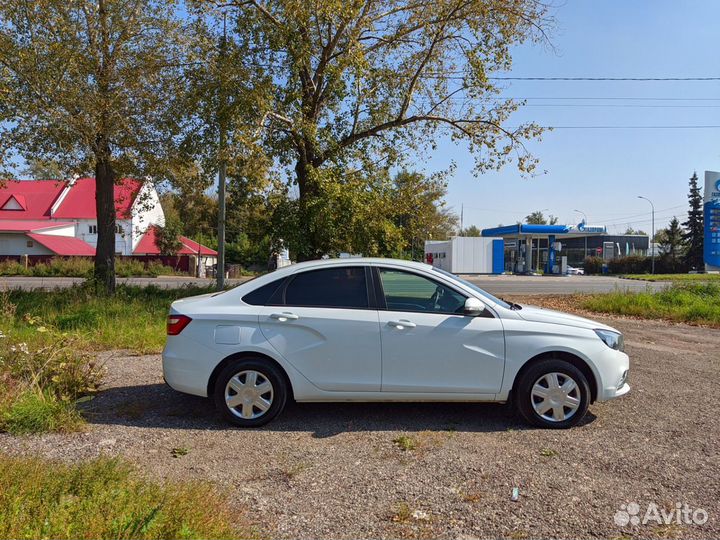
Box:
[1,316,719,539]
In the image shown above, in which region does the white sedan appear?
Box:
[163,258,629,429]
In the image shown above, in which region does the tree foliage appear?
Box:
[154,216,184,256]
[682,171,704,270]
[0,0,186,293]
[460,225,482,237]
[207,0,551,259]
[525,210,557,225]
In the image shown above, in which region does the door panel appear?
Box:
[375,267,505,393]
[259,307,381,391]
[378,311,505,393]
[256,265,381,392]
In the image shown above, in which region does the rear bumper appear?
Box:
[162,345,211,398]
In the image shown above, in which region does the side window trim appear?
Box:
[373,266,494,318]
[280,265,372,310]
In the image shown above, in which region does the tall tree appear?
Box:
[0,0,186,293]
[683,171,704,270]
[525,210,557,225]
[213,0,551,260]
[390,170,458,259]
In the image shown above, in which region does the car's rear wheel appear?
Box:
[213,359,287,427]
[515,359,590,429]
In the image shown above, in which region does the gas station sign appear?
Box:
[704,171,720,272]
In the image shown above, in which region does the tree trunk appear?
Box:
[294,154,318,262]
[94,137,116,295]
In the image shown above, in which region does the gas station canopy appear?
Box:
[481,223,607,238]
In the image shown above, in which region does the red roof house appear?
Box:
[0,178,216,265]
[0,180,66,220]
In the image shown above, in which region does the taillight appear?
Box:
[167,314,192,336]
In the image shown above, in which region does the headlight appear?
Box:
[594,329,624,351]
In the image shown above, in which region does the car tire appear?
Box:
[213,358,288,427]
[515,359,590,429]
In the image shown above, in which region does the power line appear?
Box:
[488,76,720,81]
[423,73,720,81]
[542,125,720,129]
[492,96,720,101]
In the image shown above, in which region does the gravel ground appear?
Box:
[1,309,719,539]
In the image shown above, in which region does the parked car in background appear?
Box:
[163,258,629,429]
[566,265,585,275]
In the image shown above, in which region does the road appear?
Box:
[0,274,666,295]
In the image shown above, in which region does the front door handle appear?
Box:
[270,312,299,321]
[388,319,416,329]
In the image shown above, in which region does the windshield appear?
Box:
[432,268,511,309]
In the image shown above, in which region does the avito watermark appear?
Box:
[614,501,708,527]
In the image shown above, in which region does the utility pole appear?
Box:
[574,209,588,260]
[638,195,655,274]
[460,204,464,234]
[216,13,228,291]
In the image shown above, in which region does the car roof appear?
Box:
[287,257,432,271]
[234,257,434,291]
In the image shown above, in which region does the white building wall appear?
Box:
[424,240,453,271]
[75,218,133,255]
[424,237,498,274]
[130,182,165,251]
[0,233,54,255]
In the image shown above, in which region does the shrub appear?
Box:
[116,258,148,277]
[0,259,31,276]
[608,255,649,274]
[582,256,604,275]
[0,257,179,277]
[0,315,104,434]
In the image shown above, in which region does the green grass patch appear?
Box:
[582,283,720,326]
[2,389,84,435]
[0,455,252,539]
[622,273,720,282]
[0,257,181,277]
[1,284,214,353]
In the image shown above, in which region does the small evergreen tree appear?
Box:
[683,172,704,270]
[658,217,686,261]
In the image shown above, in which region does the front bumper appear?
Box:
[596,349,631,401]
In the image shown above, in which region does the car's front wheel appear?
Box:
[213,358,288,427]
[515,359,590,429]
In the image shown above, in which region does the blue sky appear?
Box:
[425,0,720,234]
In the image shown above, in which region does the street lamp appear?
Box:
[638,196,655,274]
[573,209,588,260]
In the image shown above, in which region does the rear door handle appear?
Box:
[388,319,416,329]
[270,312,299,321]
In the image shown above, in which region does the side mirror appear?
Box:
[464,297,486,316]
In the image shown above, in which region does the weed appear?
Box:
[540,448,558,457]
[390,502,413,523]
[393,435,417,451]
[171,447,189,458]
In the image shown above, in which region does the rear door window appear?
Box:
[285,267,369,309]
